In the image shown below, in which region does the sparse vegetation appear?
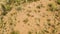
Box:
[27,0,39,2]
[27,0,33,2]
[48,3,57,11]
[16,7,22,11]
[27,13,31,16]
[36,23,40,26]
[0,0,60,34]
[10,30,20,34]
[23,18,29,24]
[57,0,60,5]
[36,5,41,9]
[47,19,50,22]
[28,31,32,34]
[3,5,12,11]
[1,4,12,15]
[44,30,49,33]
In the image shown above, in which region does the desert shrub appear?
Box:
[1,4,12,11]
[33,0,39,2]
[27,0,39,2]
[48,3,57,11]
[28,31,32,34]
[6,0,11,4]
[6,0,21,5]
[1,4,12,15]
[36,5,41,9]
[23,18,29,24]
[57,0,60,5]
[15,0,21,4]
[27,0,33,2]
[16,7,22,11]
[36,23,40,26]
[10,31,20,34]
[5,5,12,11]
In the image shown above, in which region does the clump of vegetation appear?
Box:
[27,0,33,2]
[47,19,50,22]
[57,0,60,5]
[1,4,12,15]
[6,0,13,5]
[16,6,22,11]
[28,31,32,34]
[35,31,41,34]
[36,5,41,9]
[48,3,57,11]
[27,13,31,16]
[33,0,39,2]
[36,23,40,26]
[27,0,39,3]
[44,30,49,33]
[1,4,12,11]
[10,30,20,34]
[57,22,60,25]
[23,18,29,24]
[6,0,20,5]
[47,23,51,26]
[1,0,14,15]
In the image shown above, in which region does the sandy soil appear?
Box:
[0,0,60,34]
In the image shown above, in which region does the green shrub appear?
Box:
[28,31,32,34]
[27,0,39,2]
[36,5,41,9]
[23,18,28,24]
[10,31,20,34]
[33,0,39,2]
[57,0,60,4]
[6,0,14,5]
[1,4,12,15]
[27,0,33,2]
[16,7,22,11]
[48,3,57,11]
[1,4,12,11]
[5,5,12,11]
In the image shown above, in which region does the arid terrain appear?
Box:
[0,0,60,34]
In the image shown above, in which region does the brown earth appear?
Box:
[0,0,60,34]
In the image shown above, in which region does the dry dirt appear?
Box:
[0,0,60,34]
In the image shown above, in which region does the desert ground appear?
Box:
[0,0,60,34]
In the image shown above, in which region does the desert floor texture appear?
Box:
[0,0,60,34]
